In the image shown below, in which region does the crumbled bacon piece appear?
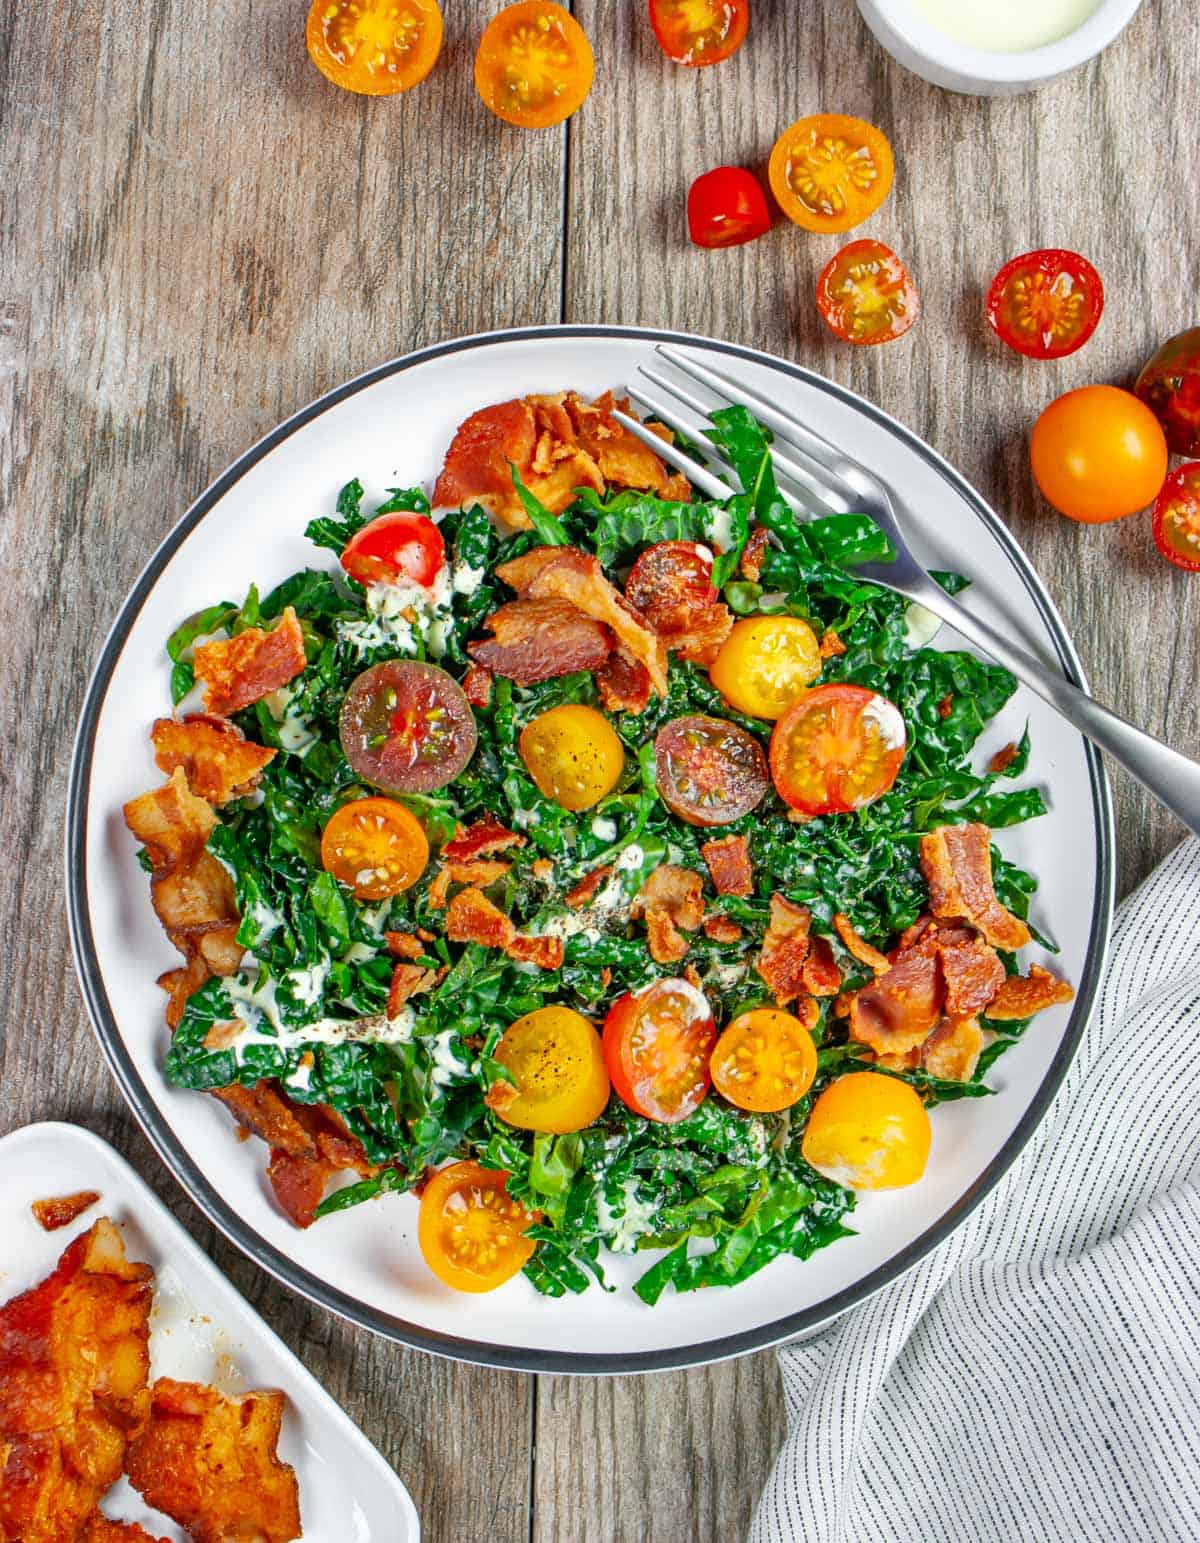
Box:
[819,629,847,659]
[937,694,954,719]
[532,858,554,879]
[462,664,494,708]
[833,913,891,976]
[192,606,306,717]
[507,934,565,970]
[565,865,614,908]
[756,894,812,1006]
[701,835,753,897]
[388,962,439,1016]
[427,858,511,910]
[82,1515,168,1543]
[523,547,669,697]
[634,864,705,965]
[495,546,563,593]
[468,596,613,685]
[849,929,944,1057]
[802,934,842,997]
[668,604,734,666]
[895,914,933,952]
[920,824,1032,951]
[151,715,275,805]
[484,1080,519,1114]
[988,741,1020,775]
[159,954,213,1031]
[921,1017,984,1082]
[446,887,516,950]
[645,911,690,965]
[124,766,216,868]
[984,964,1075,1021]
[30,1191,101,1232]
[385,930,425,959]
[937,934,1006,1018]
[703,913,743,943]
[443,817,525,862]
[596,649,652,714]
[740,527,771,581]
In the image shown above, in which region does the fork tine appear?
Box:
[626,380,732,476]
[610,409,735,502]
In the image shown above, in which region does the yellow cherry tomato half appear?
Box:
[518,703,624,811]
[708,616,823,720]
[474,1,594,129]
[492,1006,611,1134]
[710,1007,818,1113]
[769,114,895,234]
[417,1161,540,1293]
[1029,385,1169,523]
[306,0,444,96]
[320,796,429,899]
[801,1071,931,1190]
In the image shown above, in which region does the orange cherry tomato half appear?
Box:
[687,167,771,249]
[417,1161,540,1292]
[710,1007,818,1113]
[1029,385,1169,524]
[1152,463,1200,573]
[306,0,444,96]
[770,684,907,817]
[816,240,919,347]
[802,1071,931,1190]
[1135,327,1200,456]
[340,511,445,589]
[474,2,594,129]
[769,114,894,234]
[320,795,429,899]
[602,978,716,1124]
[986,249,1104,361]
[648,0,749,68]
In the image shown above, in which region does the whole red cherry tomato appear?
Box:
[986,249,1104,360]
[1135,328,1200,456]
[687,167,770,249]
[1152,463,1200,573]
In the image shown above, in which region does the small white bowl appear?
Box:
[857,0,1145,95]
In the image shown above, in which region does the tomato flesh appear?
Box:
[493,1006,611,1133]
[1029,385,1169,524]
[626,541,717,624]
[341,511,445,589]
[649,0,749,66]
[654,714,769,826]
[709,616,822,719]
[320,796,429,899]
[816,240,919,347]
[474,2,594,129]
[339,661,477,794]
[686,167,770,249]
[306,0,444,96]
[1152,463,1200,573]
[417,1162,540,1292]
[1135,327,1200,456]
[986,249,1104,360]
[518,703,625,812]
[710,1007,817,1113]
[769,115,894,234]
[770,684,906,817]
[603,979,716,1124]
[801,1071,930,1190]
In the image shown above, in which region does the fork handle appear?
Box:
[910,580,1200,838]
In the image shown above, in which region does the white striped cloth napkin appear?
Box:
[751,837,1200,1543]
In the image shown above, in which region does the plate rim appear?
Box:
[65,322,1116,1375]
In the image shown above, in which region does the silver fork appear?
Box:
[614,344,1200,839]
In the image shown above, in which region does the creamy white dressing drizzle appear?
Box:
[862,695,907,751]
[261,684,317,754]
[211,965,416,1063]
[595,1179,661,1254]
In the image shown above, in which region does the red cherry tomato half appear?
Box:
[687,167,770,249]
[770,683,907,817]
[341,511,446,589]
[1152,463,1200,573]
[602,978,716,1124]
[1135,327,1200,456]
[815,240,919,347]
[986,249,1104,361]
[648,0,748,66]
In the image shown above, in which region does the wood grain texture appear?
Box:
[3,0,1199,1538]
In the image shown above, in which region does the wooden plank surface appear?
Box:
[3,0,1199,1538]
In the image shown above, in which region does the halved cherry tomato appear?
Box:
[417,1161,540,1292]
[626,541,717,627]
[1029,385,1169,523]
[816,240,919,347]
[493,1006,611,1133]
[306,0,444,96]
[1152,463,1200,573]
[654,714,769,826]
[1135,327,1200,456]
[770,684,906,817]
[801,1071,930,1190]
[603,978,716,1124]
[768,115,894,234]
[339,661,477,794]
[518,704,624,812]
[320,795,429,899]
[341,511,445,589]
[648,0,749,66]
[986,249,1103,361]
[709,616,822,719]
[710,1007,818,1113]
[686,167,770,249]
[474,2,594,129]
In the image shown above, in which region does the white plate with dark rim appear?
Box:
[66,325,1114,1375]
[0,1122,419,1538]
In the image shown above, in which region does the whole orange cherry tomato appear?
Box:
[769,115,894,234]
[320,796,429,899]
[474,2,594,129]
[648,0,749,67]
[306,0,444,96]
[801,1071,931,1190]
[417,1161,540,1292]
[1029,385,1169,523]
[816,240,919,346]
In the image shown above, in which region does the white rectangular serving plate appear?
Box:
[0,1121,420,1542]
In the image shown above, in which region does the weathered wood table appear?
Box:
[4,0,1198,1536]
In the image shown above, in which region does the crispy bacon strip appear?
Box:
[703,913,743,943]
[921,1017,985,1082]
[849,930,944,1057]
[634,865,705,965]
[82,1515,169,1543]
[442,817,525,862]
[151,714,275,805]
[740,527,770,581]
[819,630,847,659]
[565,865,613,908]
[984,964,1075,1021]
[385,930,425,959]
[125,1379,301,1543]
[0,1219,153,1543]
[192,606,306,718]
[30,1192,100,1233]
[802,935,842,998]
[507,934,565,969]
[524,548,669,697]
[388,962,439,1016]
[124,766,216,868]
[445,887,562,969]
[596,649,652,714]
[468,596,613,685]
[756,894,812,1006]
[833,913,891,976]
[495,545,563,593]
[701,835,753,897]
[937,934,1006,1018]
[920,823,1032,951]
